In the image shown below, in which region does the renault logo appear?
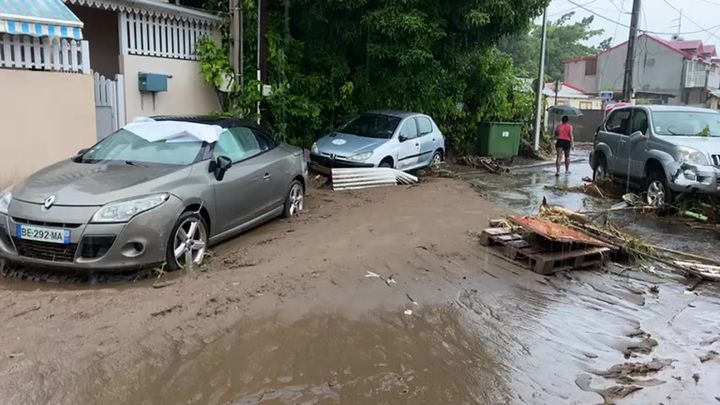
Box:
[43,195,56,210]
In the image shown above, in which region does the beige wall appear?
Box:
[121,54,219,122]
[564,60,598,94]
[597,37,685,103]
[0,70,96,189]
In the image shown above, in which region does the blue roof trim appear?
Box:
[0,0,83,39]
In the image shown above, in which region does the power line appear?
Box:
[697,0,720,6]
[548,0,600,18]
[705,24,720,43]
[662,0,720,41]
[566,0,720,36]
[608,0,624,13]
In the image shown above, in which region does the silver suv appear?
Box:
[590,105,720,205]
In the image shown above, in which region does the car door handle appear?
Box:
[415,143,419,146]
[263,173,272,181]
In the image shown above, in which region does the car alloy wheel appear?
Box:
[594,163,607,180]
[172,215,208,269]
[431,151,442,168]
[646,180,666,207]
[286,181,304,217]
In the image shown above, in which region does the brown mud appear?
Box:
[1,178,719,404]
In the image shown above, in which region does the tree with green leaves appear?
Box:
[198,0,548,153]
[499,12,606,80]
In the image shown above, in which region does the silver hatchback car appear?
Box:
[310,110,446,172]
[0,117,307,271]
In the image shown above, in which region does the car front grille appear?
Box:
[79,236,116,259]
[712,154,720,167]
[12,217,82,229]
[13,238,78,262]
[310,154,374,169]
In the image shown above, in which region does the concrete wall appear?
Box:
[0,70,96,188]
[563,60,598,93]
[569,110,605,142]
[121,54,219,122]
[597,37,685,102]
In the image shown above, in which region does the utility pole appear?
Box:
[533,7,548,151]
[622,0,641,102]
[240,0,244,86]
[256,0,268,123]
[231,0,240,76]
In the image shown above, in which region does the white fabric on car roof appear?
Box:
[123,118,225,143]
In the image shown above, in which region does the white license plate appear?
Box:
[16,224,70,244]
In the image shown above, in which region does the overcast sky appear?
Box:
[540,0,720,48]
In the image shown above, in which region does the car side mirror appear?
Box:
[629,130,647,143]
[399,135,408,142]
[77,148,88,155]
[213,156,233,181]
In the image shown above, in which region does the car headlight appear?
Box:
[311,142,319,154]
[0,191,12,215]
[347,151,373,162]
[91,193,170,223]
[677,147,709,165]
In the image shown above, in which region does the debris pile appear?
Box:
[480,215,615,275]
[537,200,720,282]
[458,156,508,174]
[479,197,720,281]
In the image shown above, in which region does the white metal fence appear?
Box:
[120,12,214,60]
[0,34,90,73]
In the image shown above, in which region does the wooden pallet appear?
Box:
[479,227,611,275]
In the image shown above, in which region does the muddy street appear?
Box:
[1,176,720,404]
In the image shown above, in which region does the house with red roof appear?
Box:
[564,34,720,107]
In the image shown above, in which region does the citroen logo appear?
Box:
[43,195,56,210]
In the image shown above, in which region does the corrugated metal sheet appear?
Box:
[509,216,610,247]
[332,168,418,191]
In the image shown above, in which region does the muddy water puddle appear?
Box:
[115,265,720,404]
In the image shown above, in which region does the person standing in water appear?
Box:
[554,115,574,176]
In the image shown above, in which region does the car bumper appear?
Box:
[0,196,183,271]
[668,165,720,194]
[309,154,375,173]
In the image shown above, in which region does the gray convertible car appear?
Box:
[0,117,307,271]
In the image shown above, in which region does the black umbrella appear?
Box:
[548,105,584,117]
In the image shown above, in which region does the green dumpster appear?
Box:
[474,122,523,158]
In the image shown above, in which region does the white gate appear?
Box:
[94,73,125,140]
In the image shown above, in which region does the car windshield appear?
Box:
[652,111,720,137]
[339,114,401,139]
[78,129,205,166]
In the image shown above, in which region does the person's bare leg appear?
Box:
[564,148,571,173]
[555,148,562,176]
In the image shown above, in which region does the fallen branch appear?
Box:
[541,202,719,281]
[151,304,182,317]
